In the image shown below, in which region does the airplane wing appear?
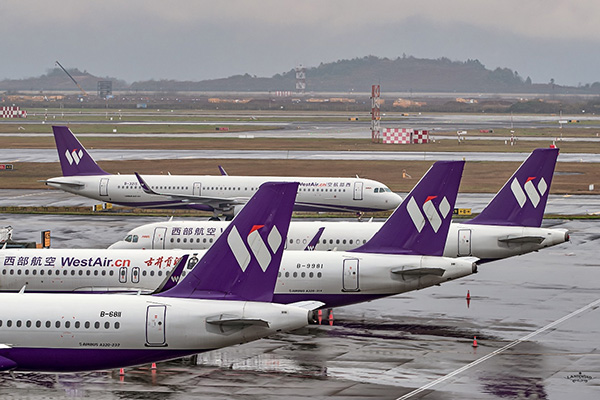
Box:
[134,172,248,210]
[287,300,326,310]
[391,267,446,277]
[498,235,545,244]
[206,314,270,328]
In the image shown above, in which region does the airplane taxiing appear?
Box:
[1,161,477,309]
[110,148,569,262]
[45,126,401,219]
[0,182,323,372]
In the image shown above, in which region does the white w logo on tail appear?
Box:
[227,225,283,272]
[406,195,451,233]
[64,149,84,165]
[511,177,547,208]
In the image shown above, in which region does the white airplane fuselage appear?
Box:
[46,174,401,214]
[0,249,476,308]
[0,293,310,372]
[110,220,569,262]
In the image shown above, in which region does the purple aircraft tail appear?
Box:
[157,182,298,302]
[52,126,109,176]
[465,148,558,227]
[350,161,464,256]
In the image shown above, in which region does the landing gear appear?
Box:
[208,216,221,221]
[356,212,364,222]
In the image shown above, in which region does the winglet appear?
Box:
[52,126,109,176]
[350,161,464,256]
[466,148,559,227]
[304,227,325,251]
[134,172,159,195]
[156,182,298,302]
[151,253,192,294]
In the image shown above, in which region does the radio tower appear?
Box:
[295,65,306,94]
[371,85,381,142]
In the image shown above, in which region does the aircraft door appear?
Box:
[119,267,127,283]
[132,267,140,283]
[353,182,363,200]
[99,178,109,196]
[342,258,360,292]
[193,182,202,196]
[153,227,167,249]
[146,305,167,346]
[458,229,472,256]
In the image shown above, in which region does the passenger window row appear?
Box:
[0,319,120,330]
[2,269,117,277]
[278,271,323,279]
[170,237,214,244]
[1,268,166,278]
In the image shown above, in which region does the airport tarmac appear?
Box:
[2,189,600,222]
[0,216,597,399]
[3,148,600,163]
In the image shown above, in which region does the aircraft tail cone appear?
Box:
[472,336,478,348]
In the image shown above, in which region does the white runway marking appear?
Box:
[396,297,600,400]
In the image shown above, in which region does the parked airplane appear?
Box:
[0,182,326,372]
[45,126,401,219]
[1,161,477,309]
[110,148,568,262]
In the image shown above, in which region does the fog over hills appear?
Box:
[2,56,600,94]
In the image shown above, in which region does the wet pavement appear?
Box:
[3,148,600,163]
[2,189,600,223]
[0,215,598,399]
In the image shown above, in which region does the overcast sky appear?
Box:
[1,1,598,86]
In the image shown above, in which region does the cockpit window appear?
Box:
[132,235,138,243]
[374,188,379,193]
[125,235,132,242]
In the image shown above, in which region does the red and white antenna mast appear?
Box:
[371,85,381,142]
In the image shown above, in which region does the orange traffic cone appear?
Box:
[466,290,471,300]
[151,362,157,370]
[472,336,478,348]
[119,368,125,375]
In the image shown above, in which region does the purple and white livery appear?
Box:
[0,182,323,372]
[46,126,401,218]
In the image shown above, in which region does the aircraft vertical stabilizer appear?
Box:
[52,126,109,176]
[157,182,298,302]
[466,148,559,227]
[350,160,464,256]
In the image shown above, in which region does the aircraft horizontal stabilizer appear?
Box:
[206,314,270,328]
[391,267,446,277]
[44,179,85,188]
[287,300,326,310]
[498,235,545,244]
